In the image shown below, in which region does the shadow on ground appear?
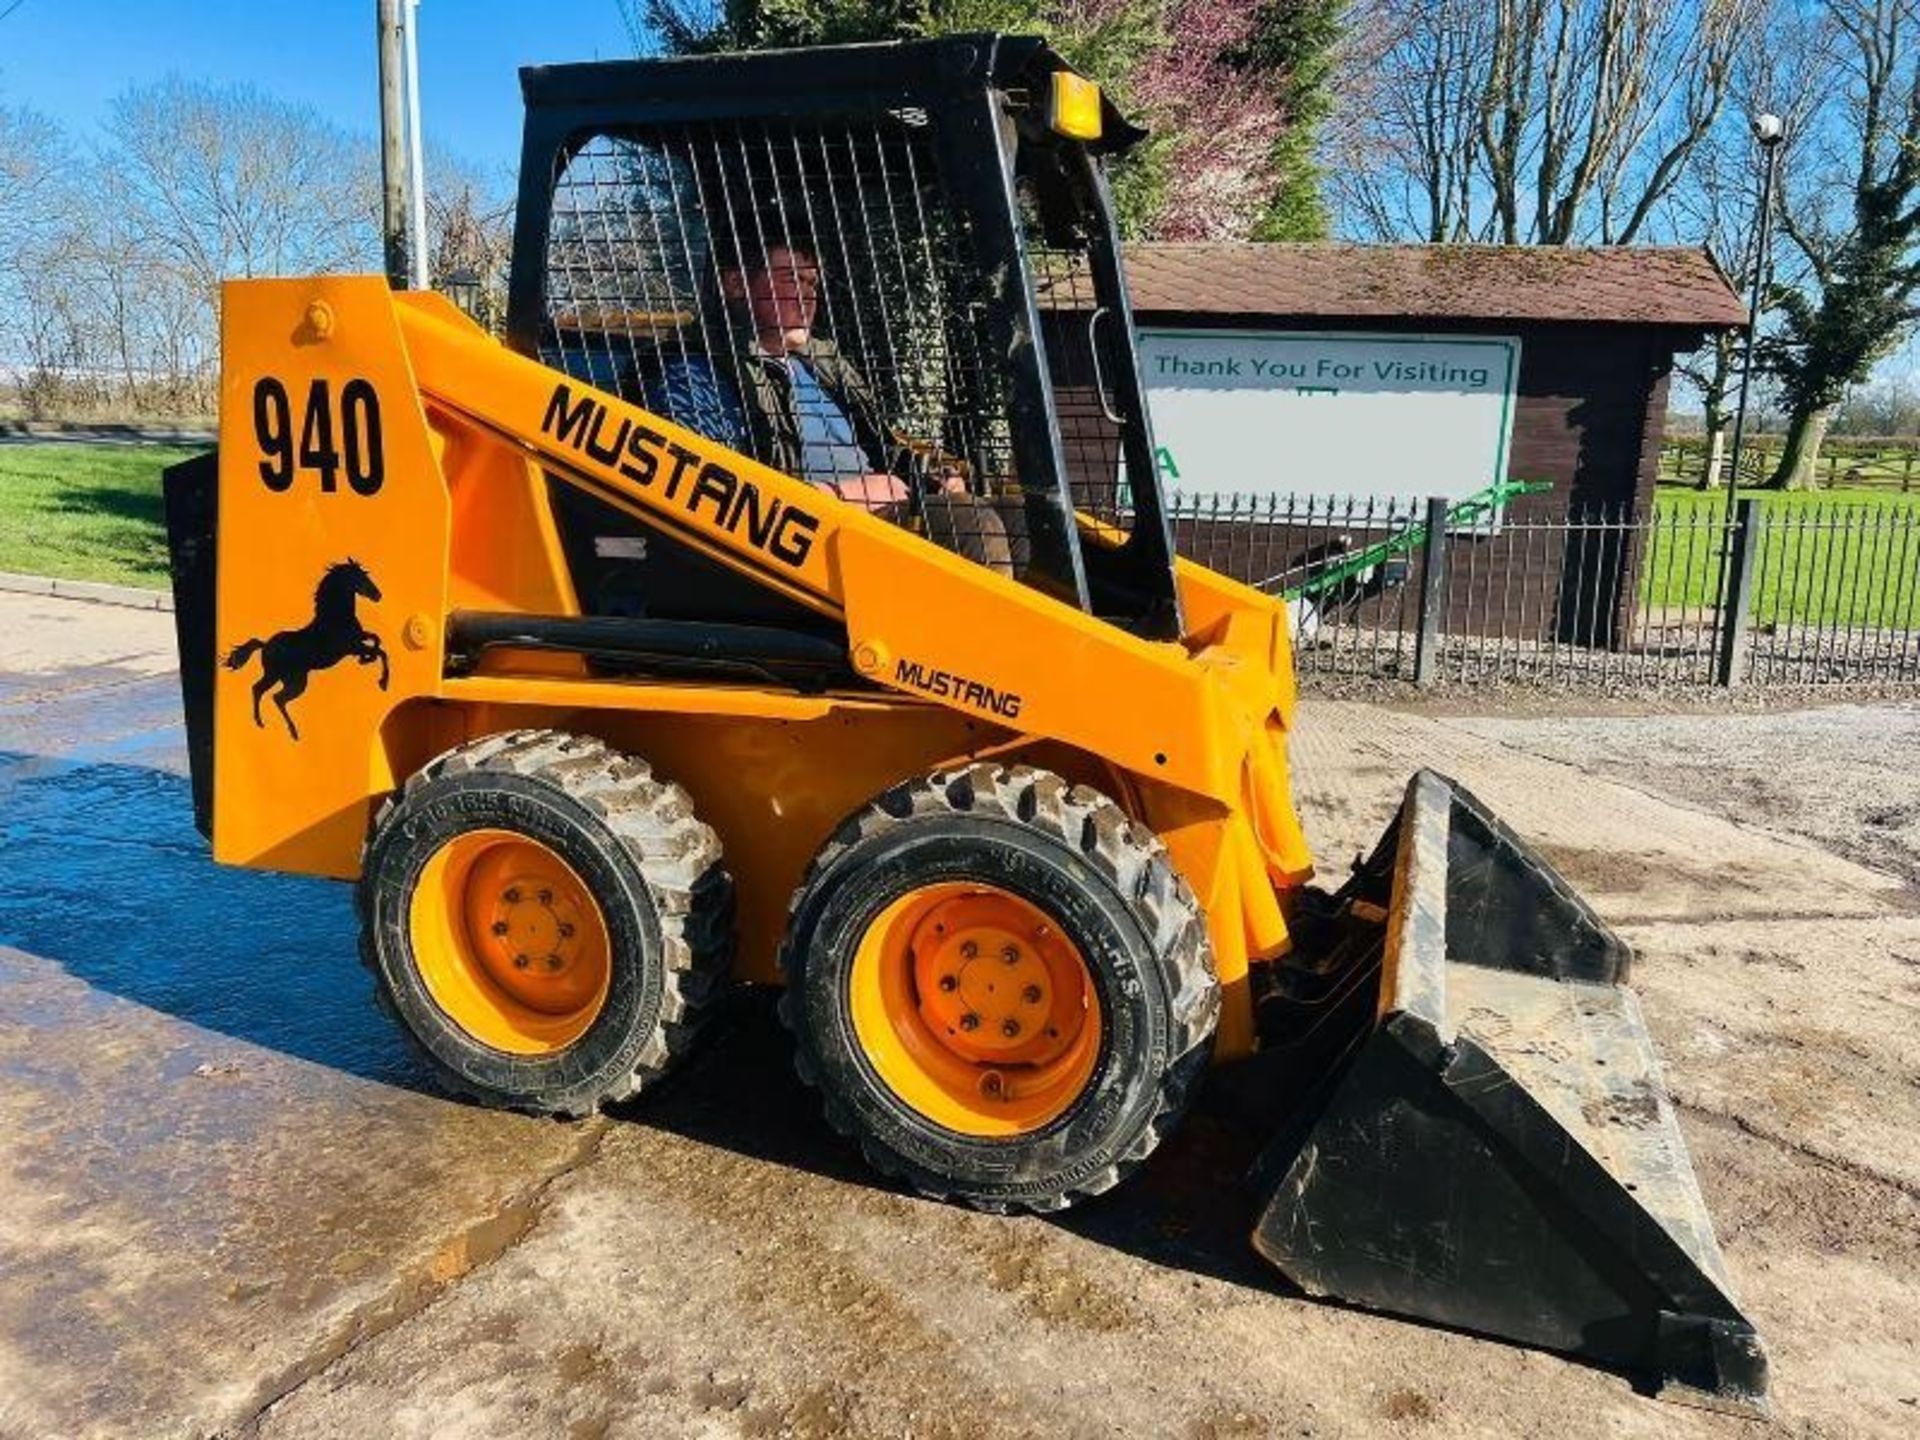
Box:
[0,749,1286,1294]
[0,749,426,1089]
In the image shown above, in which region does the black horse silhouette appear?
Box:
[224,559,389,740]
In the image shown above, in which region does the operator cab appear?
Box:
[505,34,1183,642]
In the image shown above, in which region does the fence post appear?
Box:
[1413,495,1450,686]
[1716,497,1761,687]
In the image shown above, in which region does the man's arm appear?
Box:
[806,342,967,500]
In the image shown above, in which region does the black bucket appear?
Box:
[1251,771,1768,1414]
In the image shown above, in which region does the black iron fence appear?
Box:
[1166,492,1920,687]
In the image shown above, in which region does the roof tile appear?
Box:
[1120,243,1745,328]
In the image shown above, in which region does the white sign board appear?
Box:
[1137,329,1521,510]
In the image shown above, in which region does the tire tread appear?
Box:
[777,762,1216,1214]
[359,728,732,1117]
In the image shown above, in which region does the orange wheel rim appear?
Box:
[848,882,1101,1137]
[408,829,611,1055]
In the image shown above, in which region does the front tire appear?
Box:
[359,730,731,1117]
[779,763,1217,1212]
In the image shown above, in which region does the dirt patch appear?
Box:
[1379,1387,1438,1423]
[739,1383,858,1439]
[1536,845,1654,895]
[1185,1406,1272,1438]
[1449,702,1920,893]
[976,1223,1138,1332]
[554,1341,614,1386]
[1735,947,1807,973]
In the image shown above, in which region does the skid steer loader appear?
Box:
[163,35,1766,1410]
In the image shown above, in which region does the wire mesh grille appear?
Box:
[540,115,1055,590]
[1022,205,1128,528]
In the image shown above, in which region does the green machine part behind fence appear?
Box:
[1282,480,1552,602]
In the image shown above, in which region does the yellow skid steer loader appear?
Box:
[163,36,1765,1410]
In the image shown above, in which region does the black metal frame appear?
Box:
[162,451,219,840]
[506,34,1182,639]
[445,611,854,691]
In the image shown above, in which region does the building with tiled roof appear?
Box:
[1051,242,1745,647]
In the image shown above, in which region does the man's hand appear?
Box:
[820,473,911,508]
[929,464,969,495]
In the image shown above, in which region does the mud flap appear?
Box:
[1251,771,1768,1414]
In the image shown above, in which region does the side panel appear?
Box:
[213,277,450,875]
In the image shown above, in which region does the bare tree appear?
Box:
[4,80,506,422]
[1334,0,1757,245]
[105,77,379,309]
[1759,0,1920,489]
[423,151,515,333]
[0,104,77,411]
[45,78,383,417]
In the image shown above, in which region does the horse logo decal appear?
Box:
[224,558,389,740]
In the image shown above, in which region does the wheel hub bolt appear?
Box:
[504,888,522,904]
[937,974,958,993]
[545,954,564,972]
[981,1072,1004,1096]
[513,953,530,969]
[538,888,553,905]
[1001,1018,1021,1038]
[1022,984,1043,1004]
[491,921,510,937]
[959,940,978,960]
[1001,945,1019,964]
[959,1012,981,1031]
[558,922,575,939]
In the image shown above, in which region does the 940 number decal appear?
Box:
[253,376,384,495]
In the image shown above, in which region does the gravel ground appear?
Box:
[1434,699,1920,888]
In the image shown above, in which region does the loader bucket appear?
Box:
[1251,771,1768,1413]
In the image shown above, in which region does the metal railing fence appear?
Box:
[1165,491,1920,688]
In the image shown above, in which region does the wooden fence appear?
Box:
[1659,436,1920,492]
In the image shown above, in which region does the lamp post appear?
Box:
[445,268,483,322]
[1712,113,1786,686]
[1723,112,1785,525]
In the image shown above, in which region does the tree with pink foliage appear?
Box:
[623,1,1342,240]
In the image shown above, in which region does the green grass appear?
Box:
[1644,483,1920,626]
[0,442,202,589]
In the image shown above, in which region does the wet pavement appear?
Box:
[0,609,589,1437]
[3,592,1917,1438]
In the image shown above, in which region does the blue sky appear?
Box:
[0,0,640,180]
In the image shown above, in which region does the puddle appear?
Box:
[0,745,426,1088]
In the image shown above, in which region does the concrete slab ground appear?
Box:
[1,591,1915,1438]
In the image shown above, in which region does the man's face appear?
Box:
[725,244,820,351]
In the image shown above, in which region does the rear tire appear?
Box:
[359,729,731,1117]
[779,763,1217,1212]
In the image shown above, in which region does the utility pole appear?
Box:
[404,0,429,290]
[377,0,408,289]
